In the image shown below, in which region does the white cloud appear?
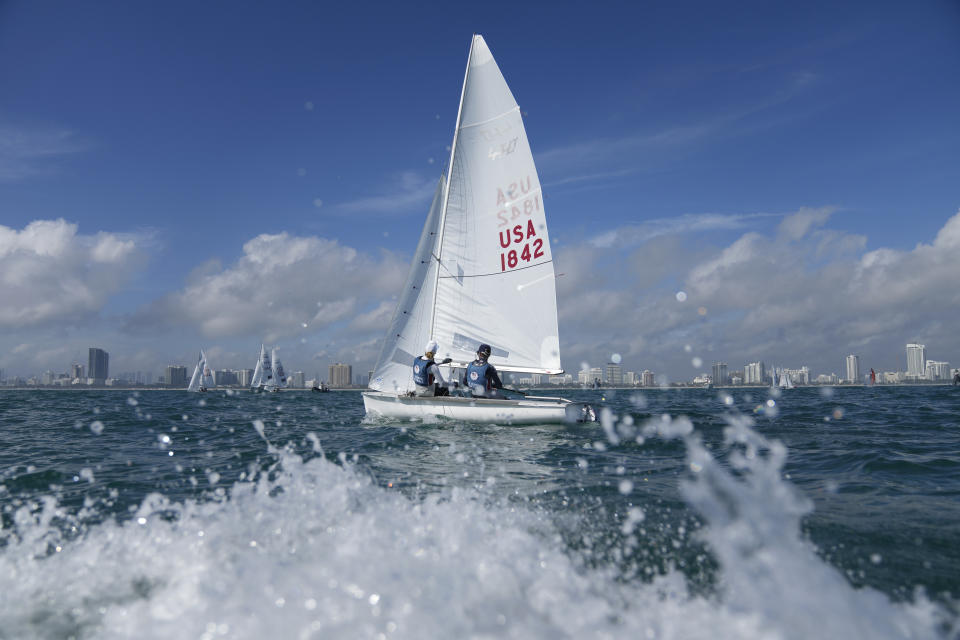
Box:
[777,206,835,240]
[335,171,438,215]
[590,212,779,249]
[0,219,145,328]
[555,208,960,377]
[127,232,408,343]
[0,124,88,182]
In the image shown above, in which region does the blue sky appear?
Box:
[2,0,959,381]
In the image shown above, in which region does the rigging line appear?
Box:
[437,259,554,280]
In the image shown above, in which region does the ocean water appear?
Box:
[0,386,957,639]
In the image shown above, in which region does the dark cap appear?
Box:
[477,343,491,357]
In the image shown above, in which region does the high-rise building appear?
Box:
[925,360,950,381]
[605,363,623,386]
[88,348,109,382]
[291,371,305,388]
[236,368,254,386]
[70,363,84,380]
[906,344,926,378]
[744,362,766,384]
[329,363,352,388]
[215,370,238,386]
[845,355,860,384]
[165,365,188,387]
[712,362,728,386]
[642,370,655,386]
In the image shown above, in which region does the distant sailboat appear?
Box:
[264,348,288,392]
[187,350,215,392]
[250,343,272,392]
[778,369,794,389]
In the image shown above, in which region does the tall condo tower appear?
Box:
[88,348,109,382]
[906,344,926,378]
[845,354,860,384]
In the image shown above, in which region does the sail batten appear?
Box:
[459,106,520,130]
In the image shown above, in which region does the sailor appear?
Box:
[464,343,503,397]
[413,340,452,397]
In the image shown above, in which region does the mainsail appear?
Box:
[369,35,562,394]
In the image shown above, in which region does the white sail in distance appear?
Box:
[273,349,288,389]
[250,344,265,388]
[187,351,204,392]
[432,35,561,375]
[201,350,216,389]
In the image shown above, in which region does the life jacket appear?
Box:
[413,356,435,387]
[466,360,492,394]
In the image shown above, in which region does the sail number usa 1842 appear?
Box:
[494,176,544,272]
[499,220,543,271]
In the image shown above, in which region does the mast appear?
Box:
[428,34,475,340]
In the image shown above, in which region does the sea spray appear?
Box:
[0,390,954,639]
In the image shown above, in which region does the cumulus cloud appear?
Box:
[126,232,408,343]
[0,219,145,328]
[555,208,960,377]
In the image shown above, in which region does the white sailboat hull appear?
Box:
[362,391,593,425]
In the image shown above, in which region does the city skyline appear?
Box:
[2,3,960,381]
[3,340,955,388]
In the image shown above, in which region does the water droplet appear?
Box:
[90,421,104,435]
[618,480,634,494]
[611,353,622,364]
[312,198,323,208]
[697,306,707,316]
[692,357,703,368]
[683,344,692,353]
[304,101,314,111]
[675,291,687,302]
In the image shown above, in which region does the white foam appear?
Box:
[0,424,949,639]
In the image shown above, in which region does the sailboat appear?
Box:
[250,343,272,392]
[778,370,795,389]
[363,35,594,424]
[264,348,288,392]
[187,350,216,392]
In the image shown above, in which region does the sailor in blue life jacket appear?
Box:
[413,340,453,397]
[464,343,503,397]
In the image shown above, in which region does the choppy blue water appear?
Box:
[0,386,957,638]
